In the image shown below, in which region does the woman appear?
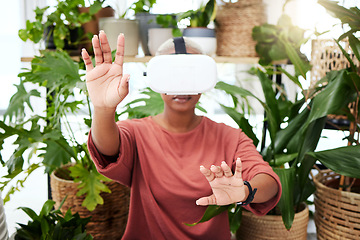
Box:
[82,31,281,240]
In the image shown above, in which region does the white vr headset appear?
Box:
[146,37,217,95]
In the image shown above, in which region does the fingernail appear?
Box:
[99,30,105,34]
[221,161,226,164]
[200,165,204,169]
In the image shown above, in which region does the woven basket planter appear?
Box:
[236,204,309,240]
[313,170,360,240]
[310,39,360,88]
[50,170,130,240]
[215,0,266,57]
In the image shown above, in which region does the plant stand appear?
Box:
[236,204,309,240]
[314,170,360,240]
[50,171,130,240]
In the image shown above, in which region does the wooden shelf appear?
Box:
[21,56,260,64]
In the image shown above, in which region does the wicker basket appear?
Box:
[215,0,266,57]
[50,170,130,240]
[236,203,309,239]
[310,39,360,88]
[313,170,360,240]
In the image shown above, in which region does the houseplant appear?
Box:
[215,0,266,57]
[18,0,94,52]
[148,14,181,55]
[14,198,92,240]
[98,2,139,56]
[0,50,129,239]
[178,0,217,55]
[308,0,360,239]
[78,0,115,53]
[131,0,159,55]
[188,6,360,238]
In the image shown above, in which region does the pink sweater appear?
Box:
[88,116,281,240]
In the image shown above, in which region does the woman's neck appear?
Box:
[154,110,202,133]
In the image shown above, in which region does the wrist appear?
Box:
[93,106,117,116]
[237,181,257,206]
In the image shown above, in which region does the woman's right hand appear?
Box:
[81,31,130,110]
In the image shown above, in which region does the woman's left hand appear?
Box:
[196,158,247,206]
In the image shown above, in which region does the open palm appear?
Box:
[82,31,130,109]
[196,158,246,206]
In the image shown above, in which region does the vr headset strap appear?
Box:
[173,37,187,54]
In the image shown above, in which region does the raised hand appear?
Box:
[81,31,130,109]
[196,158,247,206]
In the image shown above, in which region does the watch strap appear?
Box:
[237,181,257,206]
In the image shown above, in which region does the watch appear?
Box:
[237,181,257,206]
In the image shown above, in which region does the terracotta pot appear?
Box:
[79,6,115,53]
[236,203,309,240]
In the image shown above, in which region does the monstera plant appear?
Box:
[0,50,110,211]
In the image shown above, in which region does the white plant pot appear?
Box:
[183,27,217,56]
[99,18,139,56]
[185,37,217,56]
[148,28,173,56]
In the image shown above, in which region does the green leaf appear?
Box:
[348,34,360,63]
[220,105,259,147]
[273,167,295,230]
[69,164,111,211]
[89,1,102,15]
[306,70,354,125]
[40,200,56,217]
[229,205,242,233]
[295,116,326,166]
[43,138,73,174]
[277,66,303,90]
[318,0,360,28]
[41,216,51,237]
[281,39,311,79]
[3,80,41,122]
[272,153,298,167]
[334,38,357,72]
[185,204,231,226]
[18,29,28,41]
[256,70,281,144]
[307,145,360,178]
[119,88,164,119]
[18,206,39,221]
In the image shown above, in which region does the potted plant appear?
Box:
[214,0,266,57]
[306,0,360,239]
[18,0,95,53]
[78,0,115,53]
[188,0,360,237]
[14,198,92,240]
[131,0,159,55]
[148,14,181,55]
[0,50,129,239]
[98,2,139,56]
[178,0,217,55]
